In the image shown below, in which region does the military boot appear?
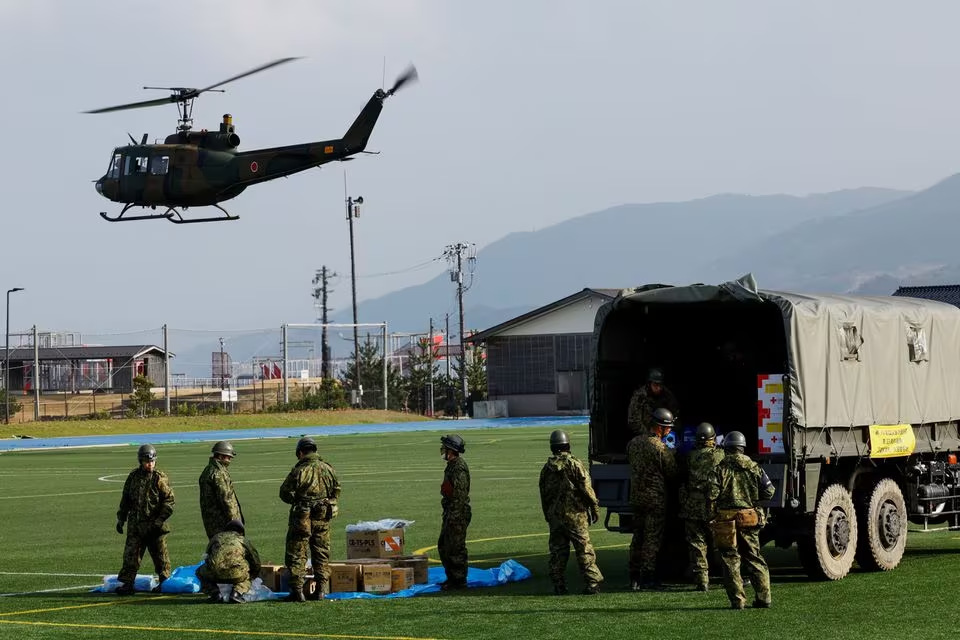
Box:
[151,577,166,594]
[115,582,135,596]
[581,584,601,595]
[753,599,771,609]
[553,582,568,596]
[284,587,306,602]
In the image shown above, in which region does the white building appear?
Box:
[467,288,620,416]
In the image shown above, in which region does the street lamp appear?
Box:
[5,287,24,425]
[346,194,363,405]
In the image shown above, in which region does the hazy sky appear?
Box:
[3,0,960,338]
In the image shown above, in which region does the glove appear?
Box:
[589,506,601,525]
[116,520,124,535]
[329,504,339,519]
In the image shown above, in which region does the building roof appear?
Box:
[0,345,172,362]
[892,284,960,308]
[467,288,622,344]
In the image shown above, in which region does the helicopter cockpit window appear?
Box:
[150,156,169,176]
[107,154,122,179]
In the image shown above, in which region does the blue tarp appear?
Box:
[0,415,587,452]
[99,559,532,599]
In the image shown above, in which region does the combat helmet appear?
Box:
[652,407,675,428]
[695,422,716,443]
[212,441,236,458]
[137,444,157,462]
[224,519,245,534]
[296,436,317,455]
[549,430,570,451]
[647,368,665,384]
[440,434,466,454]
[723,430,747,451]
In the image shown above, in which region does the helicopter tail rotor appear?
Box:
[385,64,418,97]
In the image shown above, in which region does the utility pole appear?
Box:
[443,242,476,410]
[428,317,434,417]
[4,287,24,425]
[312,266,336,379]
[444,312,451,380]
[345,187,364,405]
[219,337,226,390]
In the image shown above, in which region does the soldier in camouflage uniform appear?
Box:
[279,437,341,602]
[115,444,176,595]
[199,441,244,539]
[709,430,776,610]
[627,407,677,590]
[438,434,471,591]
[196,519,262,604]
[678,422,726,591]
[539,430,604,595]
[627,368,680,436]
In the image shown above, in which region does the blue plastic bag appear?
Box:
[161,561,203,594]
[91,574,157,593]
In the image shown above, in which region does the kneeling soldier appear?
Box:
[197,519,262,604]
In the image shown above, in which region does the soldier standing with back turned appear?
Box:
[199,440,244,539]
[279,437,341,602]
[539,430,604,595]
[678,422,725,591]
[438,434,471,591]
[709,430,775,610]
[115,444,176,595]
[626,407,676,590]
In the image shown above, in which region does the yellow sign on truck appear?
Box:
[868,424,916,458]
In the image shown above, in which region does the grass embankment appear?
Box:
[0,409,432,439]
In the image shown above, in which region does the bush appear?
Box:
[0,390,23,422]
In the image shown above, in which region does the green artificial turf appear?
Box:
[0,424,957,639]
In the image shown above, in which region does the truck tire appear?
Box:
[807,483,858,580]
[855,478,907,572]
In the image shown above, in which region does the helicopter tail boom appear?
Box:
[342,90,386,154]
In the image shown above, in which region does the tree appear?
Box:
[340,337,406,411]
[0,390,22,422]
[405,339,442,415]
[128,375,155,418]
[452,344,487,416]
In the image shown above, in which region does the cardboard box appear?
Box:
[392,555,430,584]
[346,528,405,559]
[329,563,361,593]
[360,564,393,594]
[391,567,414,592]
[258,564,290,592]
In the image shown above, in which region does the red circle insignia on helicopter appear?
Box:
[250,161,259,173]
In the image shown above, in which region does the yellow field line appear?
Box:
[0,600,120,617]
[0,619,443,640]
[413,528,610,559]
[467,542,629,565]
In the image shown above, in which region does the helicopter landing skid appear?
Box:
[100,204,239,224]
[100,203,174,223]
[166,204,239,224]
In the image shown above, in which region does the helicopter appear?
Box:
[86,58,417,224]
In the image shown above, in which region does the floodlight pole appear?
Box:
[346,194,363,405]
[4,287,24,425]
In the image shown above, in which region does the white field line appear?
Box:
[0,572,107,577]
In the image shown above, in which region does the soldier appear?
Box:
[438,433,471,591]
[539,430,604,595]
[279,436,341,602]
[678,422,726,591]
[627,368,680,436]
[114,444,176,595]
[199,440,244,539]
[196,519,262,604]
[627,407,677,590]
[709,430,776,610]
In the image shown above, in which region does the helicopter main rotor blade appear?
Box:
[196,57,302,94]
[84,95,182,114]
[386,64,418,96]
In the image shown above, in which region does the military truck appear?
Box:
[588,275,960,580]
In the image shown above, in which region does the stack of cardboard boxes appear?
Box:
[256,526,431,597]
[328,526,430,594]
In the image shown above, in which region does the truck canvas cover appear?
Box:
[594,274,960,430]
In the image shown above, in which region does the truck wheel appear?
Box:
[855,478,907,571]
[808,483,858,580]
